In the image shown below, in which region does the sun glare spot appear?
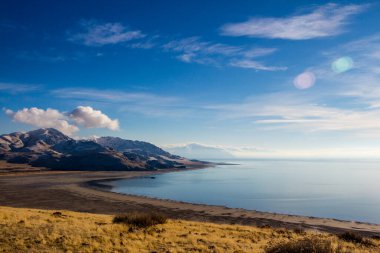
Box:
[331,57,354,73]
[293,71,316,89]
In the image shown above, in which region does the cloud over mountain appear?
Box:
[5,106,119,135]
[5,108,79,136]
[69,106,119,130]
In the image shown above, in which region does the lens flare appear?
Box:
[331,57,354,73]
[293,71,316,90]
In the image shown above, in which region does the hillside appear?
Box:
[94,136,177,158]
[0,128,202,171]
[0,206,378,253]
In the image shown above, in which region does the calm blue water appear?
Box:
[110,160,380,224]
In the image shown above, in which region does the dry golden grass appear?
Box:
[0,206,379,253]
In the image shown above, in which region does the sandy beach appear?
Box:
[1,161,379,237]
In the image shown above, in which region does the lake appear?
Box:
[110,159,380,224]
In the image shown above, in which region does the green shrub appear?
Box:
[113,212,167,228]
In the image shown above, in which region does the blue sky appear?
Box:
[2,0,380,158]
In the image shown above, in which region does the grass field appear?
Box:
[0,206,379,253]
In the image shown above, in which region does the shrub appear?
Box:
[266,237,335,253]
[52,212,63,217]
[338,232,374,246]
[113,212,167,228]
[293,228,306,235]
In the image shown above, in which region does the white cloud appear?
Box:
[241,48,277,58]
[69,106,119,130]
[230,59,287,71]
[128,41,156,49]
[5,106,120,135]
[163,37,241,56]
[5,108,79,136]
[163,36,282,70]
[67,20,282,70]
[69,20,145,46]
[220,3,366,40]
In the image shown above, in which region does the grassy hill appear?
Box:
[0,206,378,252]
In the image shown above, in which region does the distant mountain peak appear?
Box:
[165,143,235,159]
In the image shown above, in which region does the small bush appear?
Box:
[338,232,373,246]
[266,237,335,253]
[52,212,63,217]
[113,212,167,228]
[293,228,306,235]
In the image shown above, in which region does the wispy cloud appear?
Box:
[51,88,180,105]
[163,36,284,70]
[163,37,241,57]
[51,87,190,118]
[68,20,145,46]
[0,84,187,121]
[206,92,380,133]
[220,3,367,40]
[230,59,287,71]
[241,48,278,58]
[0,82,40,93]
[201,34,380,134]
[16,49,91,63]
[310,34,380,106]
[66,20,283,70]
[128,41,156,49]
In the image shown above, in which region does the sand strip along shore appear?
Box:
[0,163,380,237]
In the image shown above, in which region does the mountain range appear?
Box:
[0,128,205,171]
[165,143,235,160]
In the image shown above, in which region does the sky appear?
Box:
[1,0,380,158]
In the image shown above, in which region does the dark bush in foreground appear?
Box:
[266,237,335,253]
[338,232,374,246]
[113,212,167,228]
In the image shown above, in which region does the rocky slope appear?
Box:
[0,128,199,171]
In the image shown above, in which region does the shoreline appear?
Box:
[87,176,380,231]
[0,162,380,237]
[87,176,379,227]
